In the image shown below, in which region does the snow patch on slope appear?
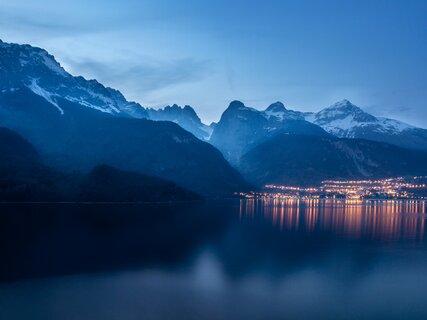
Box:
[38,51,68,77]
[312,115,415,137]
[64,95,115,114]
[377,117,414,132]
[27,78,64,115]
[318,115,360,136]
[265,110,286,121]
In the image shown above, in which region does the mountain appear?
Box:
[75,164,201,202]
[209,100,329,164]
[214,100,427,186]
[0,40,250,196]
[3,39,426,193]
[305,99,427,151]
[209,99,427,165]
[0,127,201,202]
[147,104,212,140]
[0,126,39,163]
[0,40,148,119]
[239,133,427,186]
[0,40,212,141]
[264,101,306,120]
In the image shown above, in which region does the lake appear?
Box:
[0,199,426,319]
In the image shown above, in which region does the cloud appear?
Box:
[64,56,212,102]
[0,15,82,36]
[0,4,129,40]
[363,104,412,117]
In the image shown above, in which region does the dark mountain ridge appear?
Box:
[239,133,427,186]
[0,127,201,202]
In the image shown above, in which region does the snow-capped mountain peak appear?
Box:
[264,102,306,121]
[305,99,419,139]
[0,40,69,79]
[1,40,215,139]
[264,102,288,120]
[314,99,378,125]
[0,40,148,118]
[265,101,287,113]
[224,100,261,114]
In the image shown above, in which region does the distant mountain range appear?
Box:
[208,100,427,185]
[209,99,427,163]
[147,104,213,141]
[0,40,250,196]
[1,39,427,192]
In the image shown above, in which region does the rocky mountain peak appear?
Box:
[315,100,378,124]
[265,101,287,113]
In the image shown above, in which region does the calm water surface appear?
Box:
[0,199,426,319]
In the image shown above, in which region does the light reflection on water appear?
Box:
[1,201,427,319]
[240,199,426,241]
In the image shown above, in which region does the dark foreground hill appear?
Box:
[0,127,201,202]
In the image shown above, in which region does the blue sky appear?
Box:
[1,0,426,126]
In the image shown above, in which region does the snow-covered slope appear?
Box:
[0,40,217,140]
[306,99,413,137]
[0,40,148,118]
[303,99,427,151]
[264,101,306,121]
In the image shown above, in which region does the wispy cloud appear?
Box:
[0,4,129,40]
[364,104,412,118]
[64,57,212,102]
[0,15,82,36]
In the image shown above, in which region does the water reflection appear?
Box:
[240,199,426,241]
[2,202,427,319]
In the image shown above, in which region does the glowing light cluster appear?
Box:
[243,176,427,200]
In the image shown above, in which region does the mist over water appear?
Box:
[0,200,426,319]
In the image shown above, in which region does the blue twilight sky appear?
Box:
[0,0,426,126]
